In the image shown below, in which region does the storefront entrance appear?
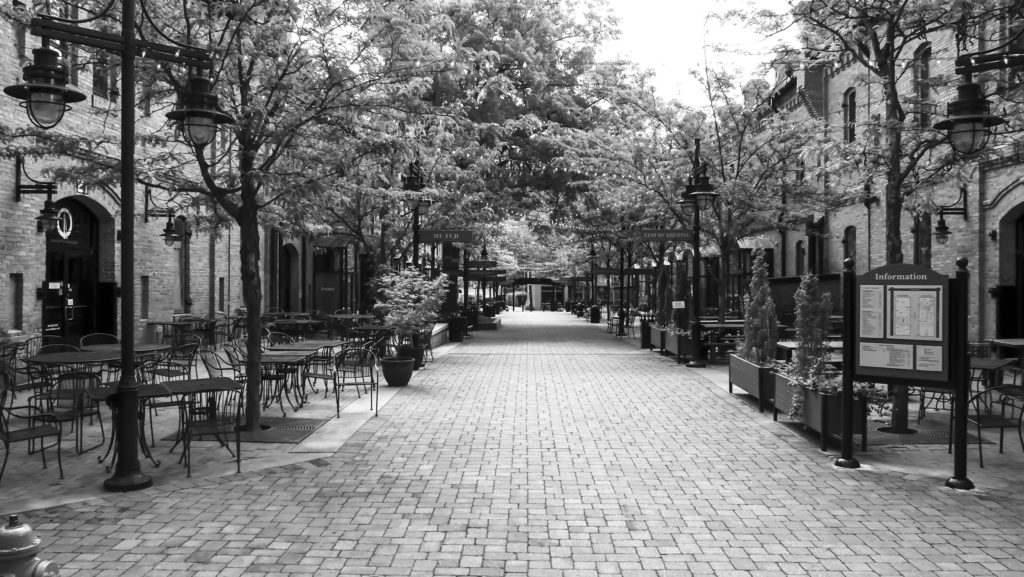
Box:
[42,198,116,344]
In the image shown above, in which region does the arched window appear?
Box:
[843,226,857,262]
[795,241,806,276]
[914,44,932,129]
[842,88,857,142]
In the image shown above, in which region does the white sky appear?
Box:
[599,0,796,106]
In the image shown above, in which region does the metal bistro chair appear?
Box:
[965,384,1024,468]
[181,384,243,477]
[79,333,120,348]
[200,348,243,382]
[0,372,63,485]
[0,342,21,396]
[331,346,378,417]
[303,344,339,396]
[38,371,105,454]
[146,341,202,446]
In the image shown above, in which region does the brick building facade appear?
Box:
[753,27,1024,342]
[0,18,362,343]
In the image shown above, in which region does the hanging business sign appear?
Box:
[421,229,473,243]
[854,264,949,384]
[56,208,74,239]
[634,229,688,241]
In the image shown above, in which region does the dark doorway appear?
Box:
[278,243,301,312]
[44,198,106,344]
[312,246,344,313]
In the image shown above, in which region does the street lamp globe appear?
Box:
[933,82,1005,156]
[166,76,234,147]
[3,46,86,129]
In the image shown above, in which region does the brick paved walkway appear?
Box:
[7,311,1024,575]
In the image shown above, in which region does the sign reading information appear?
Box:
[854,264,948,384]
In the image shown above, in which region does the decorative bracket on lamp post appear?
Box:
[933,184,968,245]
[14,154,59,233]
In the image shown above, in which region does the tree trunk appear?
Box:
[884,80,905,266]
[238,198,264,431]
[884,70,910,432]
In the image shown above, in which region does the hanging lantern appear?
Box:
[4,46,86,129]
[166,75,234,147]
[933,82,1005,156]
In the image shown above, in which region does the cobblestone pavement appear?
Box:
[5,311,1024,576]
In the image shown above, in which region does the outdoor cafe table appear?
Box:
[145,320,193,345]
[26,350,123,370]
[80,343,171,356]
[990,338,1024,362]
[267,340,345,352]
[775,340,844,363]
[241,351,312,413]
[970,356,1016,391]
[328,313,376,322]
[88,376,240,470]
[266,318,325,338]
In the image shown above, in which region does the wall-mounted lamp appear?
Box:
[988,229,998,241]
[161,214,181,247]
[933,185,968,245]
[144,187,186,246]
[143,186,172,222]
[14,154,59,234]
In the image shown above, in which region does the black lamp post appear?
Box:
[5,6,232,492]
[480,245,489,304]
[401,160,430,269]
[678,137,719,368]
[588,244,597,305]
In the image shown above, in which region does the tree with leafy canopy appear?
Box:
[559,58,824,321]
[290,0,619,298]
[0,0,457,430]
[742,0,1024,265]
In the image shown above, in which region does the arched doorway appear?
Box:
[994,204,1024,339]
[43,197,115,344]
[278,243,301,312]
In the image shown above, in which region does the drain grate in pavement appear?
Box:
[868,424,989,446]
[239,417,328,443]
[168,417,329,444]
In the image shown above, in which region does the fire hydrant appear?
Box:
[0,515,60,577]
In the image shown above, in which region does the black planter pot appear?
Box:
[397,345,426,369]
[381,357,415,386]
[448,315,465,342]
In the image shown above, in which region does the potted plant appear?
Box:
[728,248,778,412]
[373,268,450,378]
[772,273,870,449]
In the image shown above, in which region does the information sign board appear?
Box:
[467,260,497,268]
[854,264,949,384]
